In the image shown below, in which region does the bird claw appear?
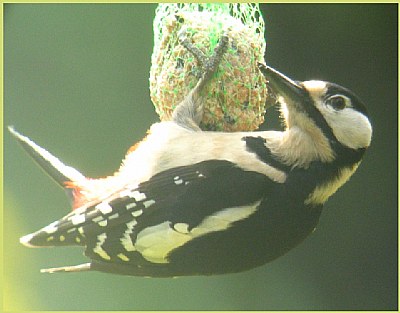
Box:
[172,30,229,130]
[178,28,229,88]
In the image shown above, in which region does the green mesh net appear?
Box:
[149,3,270,131]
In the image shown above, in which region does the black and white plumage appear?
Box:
[11,34,372,277]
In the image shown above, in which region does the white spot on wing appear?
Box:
[96,202,113,215]
[70,214,85,225]
[42,221,58,234]
[132,209,143,217]
[108,213,119,220]
[121,220,138,252]
[174,176,184,185]
[196,170,205,178]
[93,233,110,260]
[126,202,137,210]
[92,216,103,223]
[98,220,108,227]
[131,191,146,202]
[143,200,156,208]
[117,253,130,261]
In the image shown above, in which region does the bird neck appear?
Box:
[264,126,335,169]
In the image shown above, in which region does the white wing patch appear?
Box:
[134,200,261,264]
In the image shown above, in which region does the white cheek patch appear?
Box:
[134,200,261,264]
[322,107,372,149]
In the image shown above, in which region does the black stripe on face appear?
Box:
[296,91,368,165]
[296,84,368,165]
[295,90,339,145]
[297,82,369,145]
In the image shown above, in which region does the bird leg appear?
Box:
[172,30,228,130]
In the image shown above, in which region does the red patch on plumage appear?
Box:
[64,181,88,210]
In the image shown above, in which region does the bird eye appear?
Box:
[326,95,347,111]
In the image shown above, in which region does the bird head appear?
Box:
[259,64,372,157]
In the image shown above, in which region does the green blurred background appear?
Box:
[4,4,397,310]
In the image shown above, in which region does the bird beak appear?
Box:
[258,64,307,109]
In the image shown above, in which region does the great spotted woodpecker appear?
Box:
[11,32,372,277]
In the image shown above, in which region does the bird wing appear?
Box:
[23,159,275,266]
[84,159,273,266]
